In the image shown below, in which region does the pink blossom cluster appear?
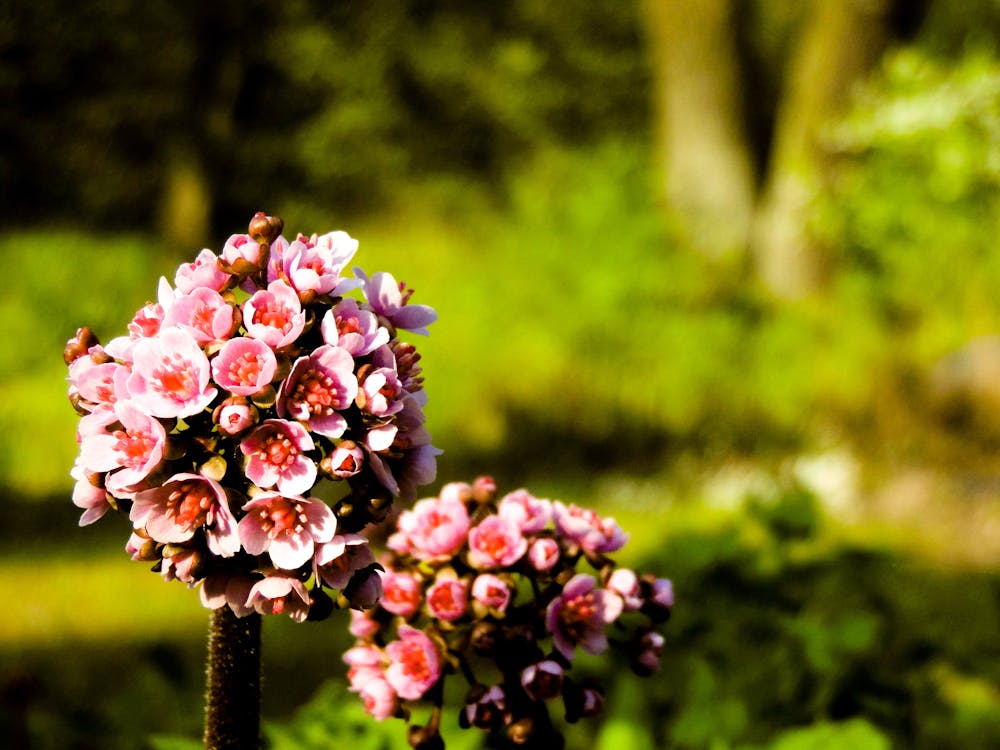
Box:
[64,213,440,620]
[345,478,673,748]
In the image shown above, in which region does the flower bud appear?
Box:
[471,475,497,504]
[461,684,507,730]
[63,327,99,365]
[469,620,501,657]
[306,586,335,622]
[213,396,258,436]
[248,211,284,247]
[520,660,564,702]
[527,537,560,571]
[344,564,384,610]
[320,441,364,477]
[407,725,445,750]
[507,718,535,745]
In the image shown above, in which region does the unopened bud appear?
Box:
[469,620,501,656]
[407,725,444,750]
[307,587,334,621]
[248,212,284,247]
[471,476,497,504]
[63,327,99,365]
[507,718,535,745]
[344,564,383,610]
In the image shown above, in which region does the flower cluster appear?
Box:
[345,478,673,748]
[64,213,440,620]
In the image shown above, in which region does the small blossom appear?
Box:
[245,572,311,621]
[240,419,317,496]
[553,502,628,556]
[276,345,358,437]
[635,630,665,674]
[163,287,237,345]
[130,473,241,557]
[358,675,398,721]
[349,609,380,640]
[355,268,437,335]
[607,568,643,612]
[395,491,470,561]
[160,546,201,584]
[498,489,552,533]
[358,361,405,418]
[467,515,527,570]
[545,574,623,660]
[320,297,389,356]
[426,577,467,621]
[213,396,258,435]
[127,326,218,419]
[243,279,306,349]
[384,625,441,700]
[67,358,129,414]
[280,231,359,296]
[322,441,364,477]
[379,569,423,617]
[70,460,111,526]
[221,233,264,268]
[77,401,166,495]
[239,492,335,570]
[175,248,231,293]
[212,337,277,396]
[527,537,560,571]
[471,574,510,613]
[314,534,375,590]
[200,572,256,618]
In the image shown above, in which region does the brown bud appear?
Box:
[469,621,501,657]
[507,718,535,745]
[248,212,284,247]
[407,725,444,750]
[63,327,99,365]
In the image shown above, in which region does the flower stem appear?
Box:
[204,607,262,750]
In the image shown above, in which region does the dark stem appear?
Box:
[204,607,262,750]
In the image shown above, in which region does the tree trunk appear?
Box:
[643,0,757,261]
[751,0,895,298]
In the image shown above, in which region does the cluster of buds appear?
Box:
[64,213,440,620]
[345,478,673,748]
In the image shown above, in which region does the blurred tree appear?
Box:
[643,0,926,298]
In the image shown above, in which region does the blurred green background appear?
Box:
[3,0,1000,748]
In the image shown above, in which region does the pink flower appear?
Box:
[243,279,306,349]
[212,337,278,396]
[355,268,437,335]
[607,568,643,612]
[355,673,398,721]
[70,460,111,526]
[527,537,560,571]
[276,345,358,437]
[221,233,264,267]
[349,609,380,640]
[240,419,317,496]
[130,473,241,557]
[127,326,218,419]
[320,298,389,356]
[384,625,440,700]
[379,569,423,617]
[636,631,665,674]
[67,359,129,414]
[467,515,527,570]
[426,577,467,621]
[498,489,552,533]
[174,248,231,293]
[279,231,359,296]
[471,574,511,613]
[163,287,237,345]
[200,572,256,617]
[553,501,629,556]
[650,577,674,609]
[323,441,364,477]
[358,364,405,418]
[545,574,623,660]
[213,396,258,435]
[160,547,200,584]
[238,492,335,570]
[245,572,311,621]
[313,533,374,590]
[394,491,470,561]
[78,401,166,495]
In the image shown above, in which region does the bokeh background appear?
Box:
[3,1,1000,748]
